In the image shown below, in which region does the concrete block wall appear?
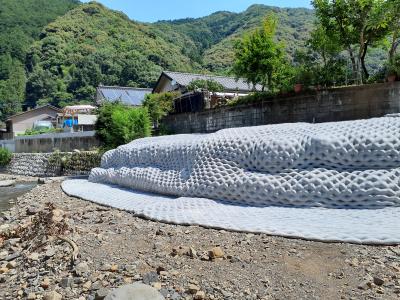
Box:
[162,82,400,134]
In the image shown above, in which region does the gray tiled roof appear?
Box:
[97,86,152,106]
[163,71,263,92]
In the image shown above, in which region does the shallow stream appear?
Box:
[0,182,37,213]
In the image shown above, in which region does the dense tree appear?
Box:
[0,0,78,120]
[95,103,151,150]
[294,24,347,86]
[0,0,395,118]
[387,0,400,61]
[232,14,288,91]
[186,79,225,92]
[26,2,196,108]
[143,92,180,127]
[313,0,392,81]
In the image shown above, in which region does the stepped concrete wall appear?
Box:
[162,82,400,134]
[0,131,100,153]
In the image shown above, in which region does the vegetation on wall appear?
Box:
[95,103,151,150]
[0,148,12,167]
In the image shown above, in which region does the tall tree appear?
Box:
[313,0,391,82]
[232,14,287,91]
[387,0,400,61]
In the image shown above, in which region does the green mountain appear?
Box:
[25,2,315,108]
[0,1,387,117]
[155,5,315,73]
[0,0,79,118]
[25,1,198,107]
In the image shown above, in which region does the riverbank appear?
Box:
[0,179,399,299]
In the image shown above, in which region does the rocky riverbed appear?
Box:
[0,176,399,300]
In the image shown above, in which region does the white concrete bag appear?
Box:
[62,116,400,244]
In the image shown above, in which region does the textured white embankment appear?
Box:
[62,116,400,244]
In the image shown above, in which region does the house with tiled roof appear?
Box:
[96,86,152,106]
[153,71,263,94]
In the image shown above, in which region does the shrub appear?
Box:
[0,148,12,167]
[95,102,151,150]
[19,128,63,136]
[186,79,224,92]
[143,92,180,127]
[387,54,400,77]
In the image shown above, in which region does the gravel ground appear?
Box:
[0,175,399,300]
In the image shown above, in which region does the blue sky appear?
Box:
[81,1,313,22]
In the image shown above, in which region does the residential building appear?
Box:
[2,105,61,139]
[96,85,152,106]
[152,71,262,94]
[153,71,262,114]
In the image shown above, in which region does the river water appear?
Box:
[0,182,37,213]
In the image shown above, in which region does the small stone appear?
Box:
[188,247,197,258]
[194,291,205,300]
[0,275,5,283]
[95,288,110,300]
[45,248,56,258]
[27,293,36,300]
[171,246,190,256]
[0,180,15,187]
[0,267,9,274]
[100,263,111,271]
[41,277,51,289]
[28,252,40,261]
[209,247,224,259]
[37,178,47,184]
[6,260,17,269]
[5,252,21,261]
[91,281,102,290]
[358,280,373,290]
[26,207,39,215]
[51,209,65,223]
[153,282,162,290]
[60,277,74,288]
[188,284,200,294]
[110,264,118,272]
[104,283,164,300]
[350,258,359,267]
[82,281,92,290]
[43,291,62,300]
[142,272,158,285]
[75,262,90,276]
[373,276,385,286]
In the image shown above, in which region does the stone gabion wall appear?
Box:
[8,151,101,177]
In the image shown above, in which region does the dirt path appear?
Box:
[0,179,399,299]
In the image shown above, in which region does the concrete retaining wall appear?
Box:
[8,151,102,177]
[1,131,100,153]
[162,82,400,134]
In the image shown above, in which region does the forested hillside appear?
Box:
[156,5,315,73]
[0,1,388,120]
[23,2,316,109]
[25,2,198,108]
[0,0,79,118]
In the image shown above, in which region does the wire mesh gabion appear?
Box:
[89,116,400,209]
